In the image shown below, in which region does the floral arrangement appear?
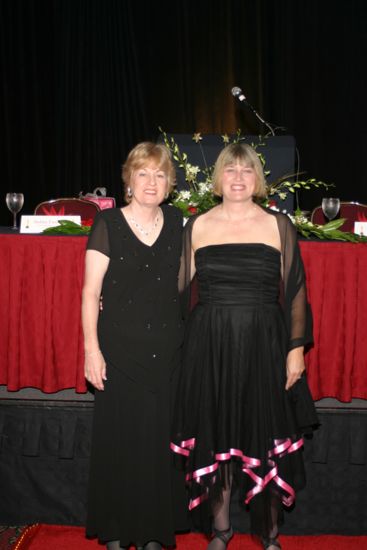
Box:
[160,128,367,243]
[160,128,330,214]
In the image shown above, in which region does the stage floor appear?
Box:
[1,390,367,533]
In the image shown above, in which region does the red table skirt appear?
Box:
[301,241,367,401]
[0,234,366,400]
[0,234,88,393]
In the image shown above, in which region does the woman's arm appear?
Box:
[276,213,312,390]
[285,346,305,390]
[82,249,109,390]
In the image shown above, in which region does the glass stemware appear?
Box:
[6,193,24,230]
[321,197,340,222]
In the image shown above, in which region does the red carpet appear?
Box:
[0,526,26,550]
[14,525,367,550]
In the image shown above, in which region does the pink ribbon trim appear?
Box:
[170,442,190,457]
[171,436,304,510]
[170,437,196,457]
[215,448,261,467]
[270,437,303,458]
[186,462,219,481]
[189,490,209,511]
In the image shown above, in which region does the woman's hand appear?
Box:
[82,249,109,391]
[285,347,305,390]
[84,350,107,391]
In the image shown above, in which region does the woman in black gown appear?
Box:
[171,143,318,550]
[82,142,187,550]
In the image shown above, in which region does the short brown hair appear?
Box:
[212,143,267,199]
[121,142,176,203]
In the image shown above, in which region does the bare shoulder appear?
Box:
[191,206,221,248]
[255,205,275,218]
[251,206,282,249]
[192,206,221,231]
[264,208,295,230]
[256,206,285,226]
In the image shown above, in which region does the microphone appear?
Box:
[231,86,248,103]
[231,86,275,136]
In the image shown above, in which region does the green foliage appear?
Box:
[42,220,91,235]
[294,218,367,243]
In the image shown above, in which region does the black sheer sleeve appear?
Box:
[275,212,313,351]
[178,215,199,321]
[86,212,110,257]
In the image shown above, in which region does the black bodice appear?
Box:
[195,243,281,307]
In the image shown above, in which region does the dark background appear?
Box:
[1,0,366,225]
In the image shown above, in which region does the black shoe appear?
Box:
[261,536,281,549]
[209,525,233,548]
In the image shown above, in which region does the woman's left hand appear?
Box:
[285,347,305,390]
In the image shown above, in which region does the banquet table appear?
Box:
[0,232,366,400]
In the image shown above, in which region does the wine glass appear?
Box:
[321,197,340,222]
[6,193,24,230]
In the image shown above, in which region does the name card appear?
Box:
[354,222,367,236]
[20,215,81,234]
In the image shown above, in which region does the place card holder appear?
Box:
[354,222,367,236]
[20,215,81,233]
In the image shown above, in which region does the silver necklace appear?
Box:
[128,210,161,237]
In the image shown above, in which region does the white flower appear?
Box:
[198,182,212,195]
[178,190,191,200]
[185,163,200,183]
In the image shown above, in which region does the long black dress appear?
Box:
[171,209,318,536]
[86,205,187,547]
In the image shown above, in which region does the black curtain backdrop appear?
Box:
[1,0,366,225]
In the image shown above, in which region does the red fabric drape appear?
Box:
[0,234,88,392]
[0,234,366,399]
[301,241,367,401]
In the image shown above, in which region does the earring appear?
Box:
[164,191,169,199]
[127,186,132,197]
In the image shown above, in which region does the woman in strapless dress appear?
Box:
[171,143,318,550]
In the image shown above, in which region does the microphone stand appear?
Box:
[232,88,276,136]
[244,102,275,137]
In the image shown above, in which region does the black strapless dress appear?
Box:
[171,243,318,534]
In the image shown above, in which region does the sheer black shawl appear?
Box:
[179,208,313,351]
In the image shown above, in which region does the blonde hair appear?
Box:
[212,143,267,199]
[122,142,176,203]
